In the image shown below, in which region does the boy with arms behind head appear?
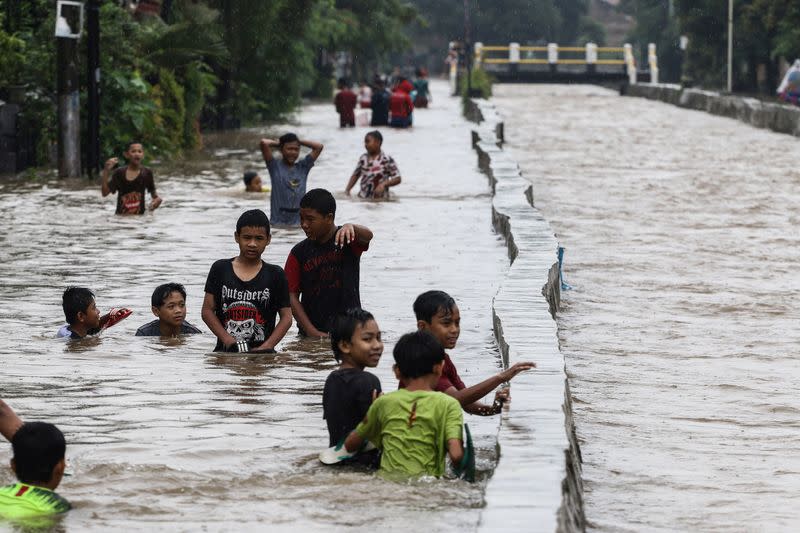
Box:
[259,133,323,226]
[410,290,536,415]
[344,330,463,478]
[324,308,383,450]
[135,283,202,337]
[0,419,71,519]
[101,141,162,215]
[202,210,292,353]
[345,131,402,199]
[285,189,373,338]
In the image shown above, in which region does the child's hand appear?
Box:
[149,197,163,210]
[373,182,386,197]
[335,224,356,247]
[104,157,118,170]
[500,361,536,382]
[259,139,276,149]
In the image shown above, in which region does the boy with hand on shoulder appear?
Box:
[344,330,464,479]
[259,133,324,226]
[0,418,71,519]
[345,131,402,199]
[408,290,536,415]
[202,209,292,353]
[285,189,373,338]
[101,141,162,215]
[323,308,383,454]
[135,283,203,337]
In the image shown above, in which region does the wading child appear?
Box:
[259,133,324,226]
[101,141,162,215]
[370,78,390,127]
[344,330,464,479]
[285,189,373,337]
[389,82,414,129]
[202,209,292,352]
[0,421,71,518]
[324,308,383,452]
[409,290,536,415]
[56,288,131,340]
[243,171,264,193]
[345,131,402,199]
[135,283,203,337]
[334,78,357,128]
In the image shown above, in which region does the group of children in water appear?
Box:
[334,69,431,129]
[0,114,535,520]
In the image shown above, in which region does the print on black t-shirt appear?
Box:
[204,259,290,351]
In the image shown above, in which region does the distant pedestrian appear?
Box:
[259,133,324,226]
[370,78,391,127]
[101,141,162,214]
[389,80,414,129]
[345,131,402,199]
[358,81,372,109]
[413,67,430,108]
[334,78,357,128]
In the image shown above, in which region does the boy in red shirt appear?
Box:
[389,80,414,129]
[334,78,357,128]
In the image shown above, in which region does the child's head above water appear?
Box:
[151,283,187,329]
[393,330,445,381]
[124,141,144,166]
[243,171,262,192]
[299,189,336,241]
[62,287,100,329]
[413,290,460,350]
[235,209,271,260]
[278,133,300,164]
[330,308,383,368]
[11,422,66,490]
[364,130,383,155]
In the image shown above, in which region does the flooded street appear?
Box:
[494,84,800,531]
[0,82,510,531]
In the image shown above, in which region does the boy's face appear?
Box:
[419,305,461,350]
[339,319,383,369]
[125,143,144,165]
[364,136,381,155]
[235,226,270,260]
[299,208,335,241]
[153,291,186,328]
[80,299,101,329]
[280,141,301,164]
[246,175,263,192]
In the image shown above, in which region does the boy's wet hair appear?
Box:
[393,330,445,379]
[300,188,336,217]
[62,287,95,325]
[279,133,299,147]
[151,283,187,308]
[236,209,270,235]
[413,290,456,323]
[12,422,66,485]
[330,308,375,361]
[243,171,258,186]
[337,77,349,88]
[365,130,383,145]
[125,141,143,151]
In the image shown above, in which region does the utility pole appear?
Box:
[727,0,733,93]
[57,30,81,178]
[87,0,101,178]
[464,0,472,96]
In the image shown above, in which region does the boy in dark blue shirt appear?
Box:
[135,283,203,337]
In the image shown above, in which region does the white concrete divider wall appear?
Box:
[465,99,586,533]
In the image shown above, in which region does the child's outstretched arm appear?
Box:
[201,293,237,348]
[344,172,359,195]
[445,361,536,414]
[0,399,23,442]
[259,139,278,164]
[101,157,118,197]
[344,429,365,453]
[301,139,324,161]
[447,438,464,465]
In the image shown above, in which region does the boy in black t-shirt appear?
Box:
[323,308,383,449]
[202,209,292,352]
[284,188,373,337]
[101,141,162,215]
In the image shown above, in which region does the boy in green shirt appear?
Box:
[344,330,464,479]
[0,410,71,520]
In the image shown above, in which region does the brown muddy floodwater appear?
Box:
[0,82,511,531]
[494,84,800,532]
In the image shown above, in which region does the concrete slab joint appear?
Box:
[465,98,586,533]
